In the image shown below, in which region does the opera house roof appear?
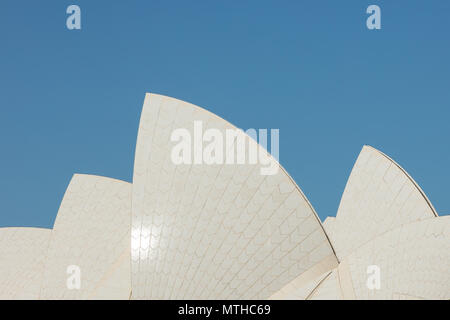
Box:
[0,93,448,300]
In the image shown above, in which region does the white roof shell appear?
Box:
[40,174,132,299]
[328,145,437,260]
[131,94,338,299]
[0,227,51,299]
[1,94,448,300]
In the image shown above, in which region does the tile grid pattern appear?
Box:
[330,146,437,261]
[0,228,51,299]
[345,216,450,300]
[131,94,337,299]
[40,174,131,299]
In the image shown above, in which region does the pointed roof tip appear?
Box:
[65,173,83,187]
[138,93,340,246]
[144,92,157,98]
[133,94,340,296]
[68,173,95,185]
[356,144,438,217]
[143,92,156,104]
[140,92,330,221]
[362,144,378,152]
[144,92,174,100]
[361,145,401,164]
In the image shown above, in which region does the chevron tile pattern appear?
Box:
[131,94,337,299]
[40,174,131,299]
[0,228,51,299]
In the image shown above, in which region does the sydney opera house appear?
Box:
[0,94,448,300]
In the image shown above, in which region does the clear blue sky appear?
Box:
[0,1,449,228]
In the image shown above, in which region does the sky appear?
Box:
[0,1,449,228]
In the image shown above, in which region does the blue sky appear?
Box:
[0,1,449,228]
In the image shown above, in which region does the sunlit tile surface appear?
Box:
[0,228,51,299]
[344,216,450,299]
[1,94,448,300]
[269,145,449,301]
[131,94,337,299]
[40,174,131,299]
[328,146,437,260]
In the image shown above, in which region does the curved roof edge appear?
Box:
[141,93,339,261]
[69,173,131,185]
[342,215,450,299]
[41,173,132,300]
[322,217,336,245]
[52,173,131,228]
[364,145,438,217]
